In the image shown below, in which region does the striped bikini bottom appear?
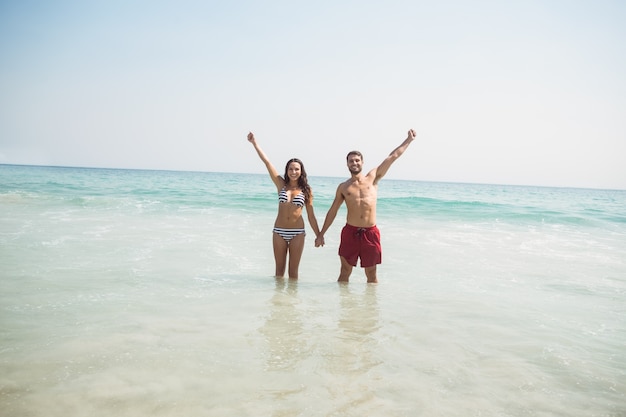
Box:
[273,227,306,243]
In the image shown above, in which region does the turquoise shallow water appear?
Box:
[1,165,625,416]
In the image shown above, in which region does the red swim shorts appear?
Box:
[338,224,382,268]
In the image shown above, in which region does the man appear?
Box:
[315,129,417,283]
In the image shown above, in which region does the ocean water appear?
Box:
[1,164,625,417]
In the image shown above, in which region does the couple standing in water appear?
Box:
[247,129,417,283]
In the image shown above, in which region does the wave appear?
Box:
[377,196,626,226]
[0,187,277,215]
[2,166,625,227]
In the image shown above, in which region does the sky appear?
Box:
[1,0,625,189]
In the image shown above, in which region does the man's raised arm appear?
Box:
[373,129,417,182]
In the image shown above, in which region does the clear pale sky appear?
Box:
[1,1,625,189]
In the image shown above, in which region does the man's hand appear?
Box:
[247,132,256,144]
[315,235,325,247]
[407,129,416,140]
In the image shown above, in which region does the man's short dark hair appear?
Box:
[346,151,362,162]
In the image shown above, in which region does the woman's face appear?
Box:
[287,161,302,182]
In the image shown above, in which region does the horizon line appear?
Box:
[1,163,624,192]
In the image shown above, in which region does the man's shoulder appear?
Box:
[336,178,357,194]
[339,175,375,191]
[336,179,349,195]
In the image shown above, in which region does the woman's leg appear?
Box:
[272,232,288,277]
[286,232,306,279]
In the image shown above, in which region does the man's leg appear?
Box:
[364,266,378,283]
[338,256,353,282]
[362,226,381,283]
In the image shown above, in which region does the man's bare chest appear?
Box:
[342,182,377,202]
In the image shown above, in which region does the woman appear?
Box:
[247,132,321,279]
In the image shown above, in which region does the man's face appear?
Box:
[347,155,362,174]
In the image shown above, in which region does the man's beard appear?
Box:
[349,166,361,174]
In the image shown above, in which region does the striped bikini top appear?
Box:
[278,187,306,207]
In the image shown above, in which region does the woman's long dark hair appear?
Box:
[283,158,311,202]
